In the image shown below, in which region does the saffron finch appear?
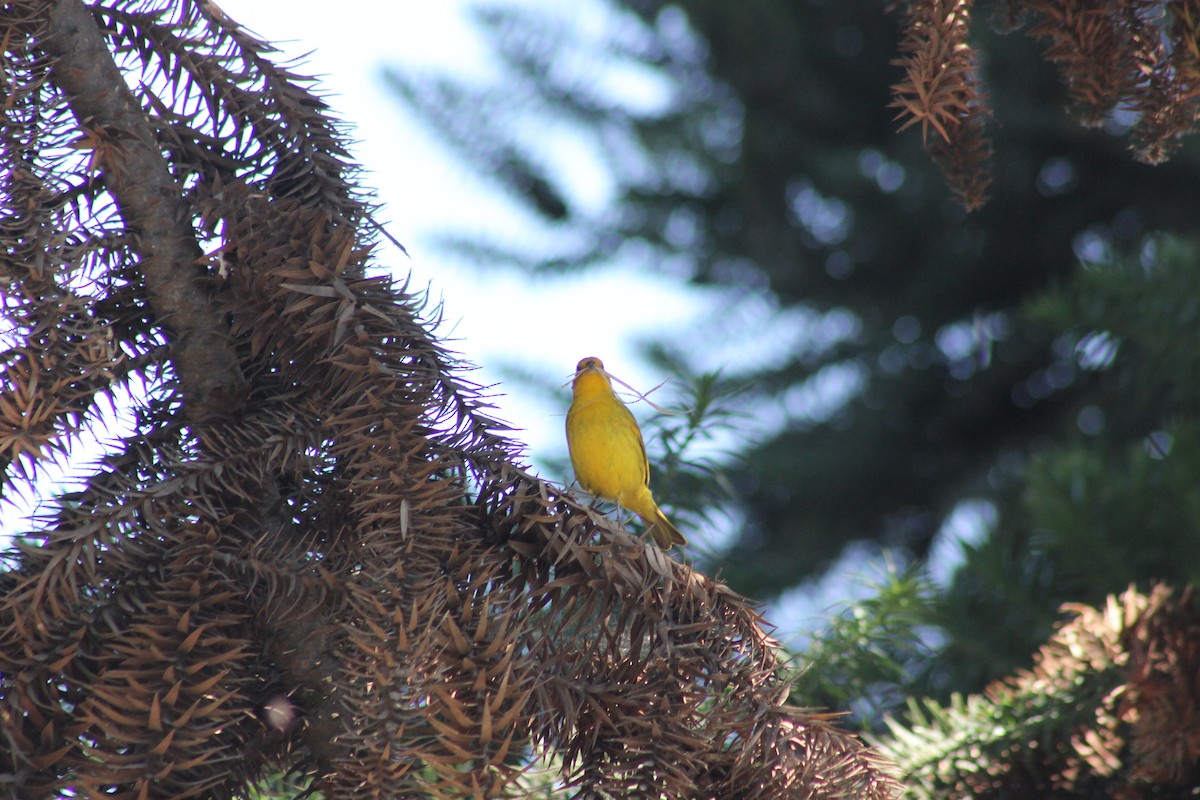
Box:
[566,356,686,549]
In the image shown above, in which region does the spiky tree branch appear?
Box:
[37,0,243,420]
[890,0,993,210]
[890,0,1200,208]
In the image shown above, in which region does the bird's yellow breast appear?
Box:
[566,372,650,504]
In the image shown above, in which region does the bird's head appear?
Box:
[571,356,610,393]
[575,356,604,374]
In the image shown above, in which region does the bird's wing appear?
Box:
[623,403,651,486]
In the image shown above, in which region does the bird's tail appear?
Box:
[642,505,687,549]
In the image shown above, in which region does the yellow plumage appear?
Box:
[565,356,686,549]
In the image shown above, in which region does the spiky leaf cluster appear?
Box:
[891,0,992,210]
[891,0,1200,208]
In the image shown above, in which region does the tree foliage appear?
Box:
[385,0,1200,637]
[893,0,1200,208]
[0,1,897,797]
[878,584,1200,798]
[6,0,1200,796]
[927,237,1200,693]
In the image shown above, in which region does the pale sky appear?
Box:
[217,0,712,462]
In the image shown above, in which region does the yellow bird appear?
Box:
[566,356,686,549]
